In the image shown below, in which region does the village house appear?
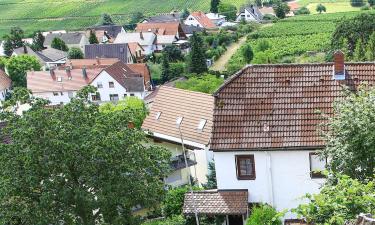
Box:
[13,46,67,70]
[205,13,227,26]
[114,32,156,55]
[135,22,187,40]
[90,61,150,102]
[44,32,89,52]
[87,25,126,43]
[142,86,214,187]
[63,58,120,69]
[127,42,146,63]
[84,43,133,64]
[236,5,263,22]
[0,69,11,101]
[142,12,182,23]
[183,52,375,224]
[184,11,217,29]
[42,30,67,37]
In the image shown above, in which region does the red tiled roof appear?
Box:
[0,69,11,90]
[64,58,120,69]
[183,190,248,215]
[136,22,185,37]
[211,63,375,151]
[27,68,102,93]
[127,42,144,56]
[191,11,216,29]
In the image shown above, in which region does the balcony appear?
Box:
[170,154,197,171]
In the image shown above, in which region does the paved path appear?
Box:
[211,36,247,72]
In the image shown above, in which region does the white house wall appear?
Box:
[214,150,325,219]
[236,10,257,22]
[184,15,202,28]
[33,91,76,105]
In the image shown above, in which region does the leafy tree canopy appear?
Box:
[89,29,99,44]
[0,91,171,225]
[51,37,69,51]
[187,32,207,74]
[242,44,254,63]
[210,0,220,13]
[175,74,224,94]
[67,47,84,59]
[7,55,41,87]
[273,0,290,18]
[293,175,375,225]
[246,204,284,225]
[162,45,183,62]
[218,3,237,21]
[97,13,114,25]
[31,31,45,51]
[316,4,326,14]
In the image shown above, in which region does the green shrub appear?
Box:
[142,215,185,225]
[361,5,371,10]
[246,205,283,225]
[162,187,190,218]
[294,6,310,15]
[175,74,224,94]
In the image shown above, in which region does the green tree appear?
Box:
[255,0,263,7]
[320,85,375,180]
[353,38,365,61]
[188,32,207,74]
[181,8,190,20]
[0,57,7,70]
[162,45,183,62]
[9,27,24,49]
[31,31,45,51]
[242,44,254,63]
[293,175,375,225]
[7,55,41,87]
[67,47,84,59]
[162,187,190,218]
[218,3,237,21]
[365,32,375,61]
[2,37,13,57]
[316,4,326,13]
[210,0,220,13]
[369,0,375,6]
[2,87,32,110]
[160,52,171,84]
[51,37,69,51]
[0,92,171,225]
[247,205,283,225]
[294,6,310,15]
[203,161,217,189]
[88,29,99,44]
[99,96,148,128]
[175,74,224,94]
[273,0,290,19]
[97,13,114,25]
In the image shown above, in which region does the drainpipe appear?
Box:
[265,151,275,206]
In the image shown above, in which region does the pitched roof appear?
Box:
[127,42,144,56]
[182,24,204,35]
[183,190,248,215]
[142,86,214,146]
[103,61,145,92]
[0,69,11,90]
[136,22,182,36]
[127,63,151,90]
[64,58,120,69]
[114,32,156,46]
[44,32,84,45]
[37,48,67,62]
[242,6,263,21]
[89,25,123,39]
[84,43,129,62]
[156,35,177,44]
[190,11,216,29]
[27,68,101,93]
[143,13,182,23]
[211,62,375,151]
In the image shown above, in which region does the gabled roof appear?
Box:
[13,46,67,64]
[27,68,101,93]
[211,62,375,151]
[102,61,145,92]
[127,42,144,55]
[156,35,177,44]
[89,25,123,39]
[136,22,185,37]
[241,5,263,21]
[142,86,214,147]
[143,13,182,23]
[84,43,129,62]
[182,24,204,35]
[0,69,11,90]
[190,11,216,29]
[127,63,151,90]
[114,32,156,46]
[64,58,120,69]
[44,32,84,46]
[183,190,248,215]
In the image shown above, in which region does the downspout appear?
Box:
[265,151,275,206]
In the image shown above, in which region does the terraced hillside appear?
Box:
[0,0,247,37]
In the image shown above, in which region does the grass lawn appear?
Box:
[306,2,362,14]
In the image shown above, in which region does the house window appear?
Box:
[60,92,64,96]
[109,82,114,88]
[309,152,327,179]
[109,94,119,101]
[124,94,128,98]
[92,92,101,101]
[53,92,59,96]
[235,155,256,180]
[68,91,73,98]
[130,93,135,96]
[97,82,103,88]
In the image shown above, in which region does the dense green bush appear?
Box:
[294,6,310,15]
[142,215,185,225]
[246,205,283,225]
[162,187,190,218]
[175,74,224,94]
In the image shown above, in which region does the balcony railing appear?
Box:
[170,154,197,171]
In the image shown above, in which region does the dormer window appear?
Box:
[57,77,62,82]
[155,112,162,120]
[197,119,207,131]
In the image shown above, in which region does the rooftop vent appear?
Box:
[197,119,207,131]
[57,77,62,82]
[176,117,183,128]
[155,112,162,120]
[333,50,345,80]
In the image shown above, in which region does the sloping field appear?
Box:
[0,0,247,37]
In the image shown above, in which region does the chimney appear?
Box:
[50,68,55,77]
[82,66,87,79]
[23,45,28,54]
[333,50,345,80]
[96,56,100,65]
[140,31,144,40]
[65,66,71,79]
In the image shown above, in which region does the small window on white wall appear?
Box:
[97,82,103,88]
[309,152,327,179]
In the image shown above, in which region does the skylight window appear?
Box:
[197,119,207,131]
[176,117,183,127]
[57,77,62,82]
[155,112,162,120]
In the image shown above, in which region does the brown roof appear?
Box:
[127,42,144,56]
[64,58,120,69]
[0,69,11,90]
[142,86,214,146]
[27,68,102,93]
[136,22,186,38]
[127,63,151,90]
[191,12,216,29]
[211,62,375,151]
[183,190,248,215]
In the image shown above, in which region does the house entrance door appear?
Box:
[228,215,243,225]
